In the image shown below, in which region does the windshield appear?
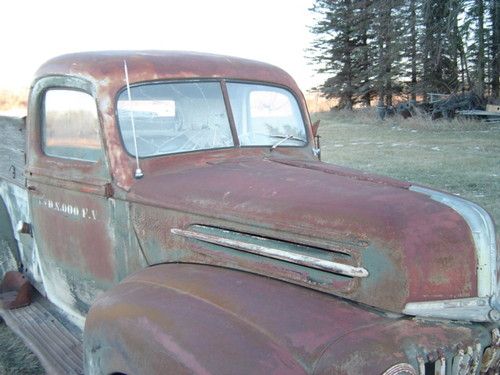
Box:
[226,83,306,147]
[117,82,234,157]
[116,81,307,157]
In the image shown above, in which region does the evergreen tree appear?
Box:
[421,0,459,95]
[407,0,420,100]
[309,0,359,109]
[463,0,490,97]
[308,0,499,108]
[371,0,406,106]
[354,0,375,106]
[475,0,486,96]
[309,0,382,108]
[491,0,500,98]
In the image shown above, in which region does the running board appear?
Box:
[0,293,83,374]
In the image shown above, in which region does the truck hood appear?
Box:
[128,156,496,320]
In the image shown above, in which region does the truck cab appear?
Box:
[25,51,318,322]
[0,51,498,374]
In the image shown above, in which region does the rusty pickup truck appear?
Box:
[0,51,498,375]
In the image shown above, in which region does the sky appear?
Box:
[0,0,326,92]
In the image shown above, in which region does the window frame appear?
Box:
[114,78,309,159]
[226,81,309,148]
[115,79,236,159]
[28,75,111,185]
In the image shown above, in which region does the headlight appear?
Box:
[382,363,417,375]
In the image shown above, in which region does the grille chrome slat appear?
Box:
[452,348,465,374]
[470,343,481,374]
[413,330,500,375]
[435,351,446,375]
[417,356,425,375]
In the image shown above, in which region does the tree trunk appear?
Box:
[476,0,485,97]
[409,0,417,100]
[341,0,354,110]
[449,0,460,92]
[362,41,371,107]
[491,0,500,98]
[376,0,393,105]
[422,0,432,101]
[455,19,466,93]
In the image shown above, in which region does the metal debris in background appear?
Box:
[393,92,485,120]
[374,91,500,122]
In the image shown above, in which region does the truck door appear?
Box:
[27,76,116,320]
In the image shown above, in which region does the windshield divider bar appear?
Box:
[220,80,240,147]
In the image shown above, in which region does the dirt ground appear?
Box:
[1,110,498,373]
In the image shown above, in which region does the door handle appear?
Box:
[27,185,43,197]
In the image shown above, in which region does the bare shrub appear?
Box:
[0,89,28,113]
[313,107,493,131]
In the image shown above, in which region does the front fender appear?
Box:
[84,264,313,375]
[84,263,492,375]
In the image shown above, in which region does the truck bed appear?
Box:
[0,116,26,188]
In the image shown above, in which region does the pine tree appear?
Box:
[354,0,375,107]
[463,0,488,97]
[371,0,406,106]
[408,0,420,100]
[476,0,486,97]
[309,0,359,109]
[308,0,498,108]
[489,0,499,98]
[309,0,382,108]
[421,0,459,96]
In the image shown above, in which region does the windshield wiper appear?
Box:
[270,134,307,150]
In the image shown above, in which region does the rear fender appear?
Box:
[0,181,46,295]
[0,195,21,276]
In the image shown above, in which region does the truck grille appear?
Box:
[416,329,499,375]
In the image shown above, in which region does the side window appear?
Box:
[43,89,103,162]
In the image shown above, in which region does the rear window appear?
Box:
[43,89,103,162]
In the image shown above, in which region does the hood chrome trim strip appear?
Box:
[403,297,498,322]
[171,228,369,278]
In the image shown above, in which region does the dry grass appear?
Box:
[0,320,44,374]
[312,109,500,231]
[0,89,28,115]
[304,92,339,113]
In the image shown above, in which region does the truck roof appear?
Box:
[34,51,300,91]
